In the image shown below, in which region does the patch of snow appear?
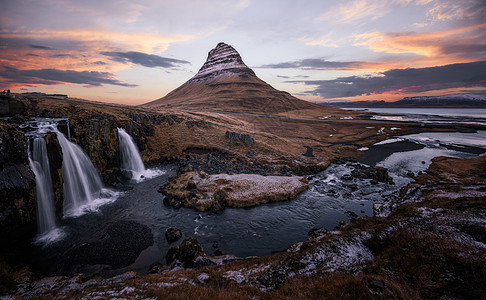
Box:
[223,270,246,284]
[340,116,354,119]
[358,147,369,151]
[374,137,404,145]
[417,207,444,217]
[299,232,373,275]
[197,273,210,283]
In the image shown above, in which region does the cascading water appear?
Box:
[23,118,118,219]
[55,128,118,216]
[29,137,58,239]
[117,128,163,182]
[117,128,145,179]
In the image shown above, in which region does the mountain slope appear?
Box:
[144,43,327,114]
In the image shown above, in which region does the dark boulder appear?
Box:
[165,228,182,244]
[165,237,213,268]
[349,164,394,184]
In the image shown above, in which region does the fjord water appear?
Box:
[353,108,486,125]
[117,127,164,182]
[28,137,58,240]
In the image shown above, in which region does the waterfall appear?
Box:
[55,129,117,216]
[117,128,146,180]
[24,118,119,219]
[29,138,57,234]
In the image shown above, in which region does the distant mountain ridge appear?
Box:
[325,94,486,108]
[143,42,326,114]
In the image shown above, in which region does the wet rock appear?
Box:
[341,174,353,181]
[0,124,36,233]
[369,280,385,291]
[225,131,254,146]
[147,262,167,274]
[349,164,394,184]
[59,220,154,272]
[165,228,182,244]
[165,237,213,268]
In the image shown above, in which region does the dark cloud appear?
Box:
[50,54,77,58]
[29,44,53,50]
[258,58,363,70]
[0,66,137,87]
[277,75,290,79]
[93,61,107,65]
[291,61,486,98]
[100,51,190,68]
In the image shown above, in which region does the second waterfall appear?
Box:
[117,128,163,182]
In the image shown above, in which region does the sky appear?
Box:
[1,0,485,105]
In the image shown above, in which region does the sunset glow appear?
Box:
[1,0,485,104]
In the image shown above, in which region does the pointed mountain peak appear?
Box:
[190,42,254,82]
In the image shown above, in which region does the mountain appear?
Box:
[325,94,486,108]
[144,42,325,114]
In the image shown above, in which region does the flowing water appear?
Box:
[55,128,118,217]
[117,127,163,182]
[24,116,486,275]
[28,137,63,243]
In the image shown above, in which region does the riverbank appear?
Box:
[5,155,485,299]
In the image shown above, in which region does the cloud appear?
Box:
[258,58,366,70]
[416,0,486,27]
[292,61,486,98]
[0,66,136,87]
[30,44,54,50]
[50,54,77,58]
[315,0,389,24]
[355,23,486,59]
[1,29,193,53]
[100,51,190,68]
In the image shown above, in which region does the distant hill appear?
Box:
[325,94,486,108]
[143,42,329,114]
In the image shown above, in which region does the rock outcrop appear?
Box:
[159,171,308,212]
[0,123,36,231]
[165,228,182,244]
[225,131,254,146]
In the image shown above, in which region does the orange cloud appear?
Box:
[1,28,193,53]
[0,28,195,76]
[354,23,486,64]
[316,0,388,24]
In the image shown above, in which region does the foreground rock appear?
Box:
[165,228,182,244]
[159,171,308,212]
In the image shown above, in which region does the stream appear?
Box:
[26,118,486,276]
